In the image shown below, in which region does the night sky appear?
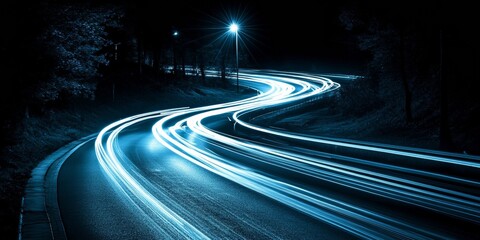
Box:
[125,0,365,73]
[7,0,472,74]
[123,0,476,74]
[4,0,477,73]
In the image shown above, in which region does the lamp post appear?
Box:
[172,30,179,77]
[229,23,239,93]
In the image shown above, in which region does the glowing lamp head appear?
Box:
[229,23,239,33]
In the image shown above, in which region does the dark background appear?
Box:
[120,0,477,73]
[4,0,477,73]
[124,0,366,72]
[1,0,479,238]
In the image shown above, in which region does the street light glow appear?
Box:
[229,23,239,33]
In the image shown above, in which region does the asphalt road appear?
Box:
[55,70,480,239]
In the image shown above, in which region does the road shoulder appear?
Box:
[18,134,96,240]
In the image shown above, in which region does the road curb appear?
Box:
[18,134,97,240]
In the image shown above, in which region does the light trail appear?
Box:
[95,70,480,239]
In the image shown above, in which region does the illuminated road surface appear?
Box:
[57,70,480,239]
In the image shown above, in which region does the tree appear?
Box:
[340,8,413,122]
[36,4,123,104]
[339,1,480,152]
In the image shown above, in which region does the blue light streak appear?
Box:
[94,70,480,238]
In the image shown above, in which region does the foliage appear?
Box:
[338,2,480,152]
[37,4,123,102]
[338,5,437,118]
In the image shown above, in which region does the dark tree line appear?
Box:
[120,2,249,88]
[339,1,480,152]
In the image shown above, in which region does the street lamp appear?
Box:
[229,23,239,93]
[172,30,179,77]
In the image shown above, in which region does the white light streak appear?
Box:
[94,70,480,239]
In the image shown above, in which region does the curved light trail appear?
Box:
[94,70,480,239]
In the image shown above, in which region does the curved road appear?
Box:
[55,70,480,239]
